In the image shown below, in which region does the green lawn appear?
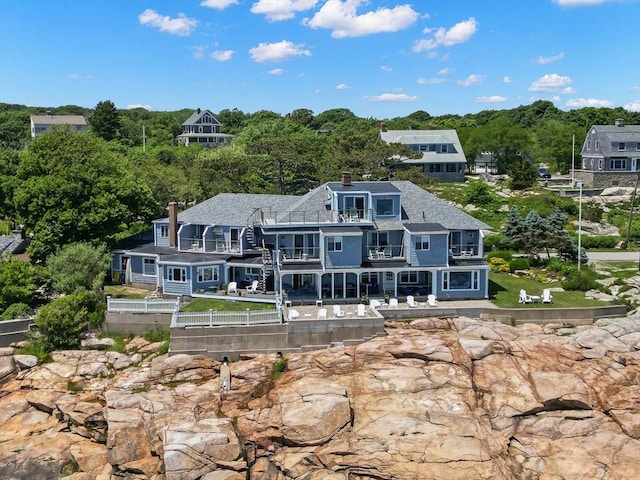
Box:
[488,272,609,308]
[180,298,275,312]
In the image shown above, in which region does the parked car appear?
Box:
[538,167,551,179]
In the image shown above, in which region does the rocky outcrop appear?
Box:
[1,316,639,479]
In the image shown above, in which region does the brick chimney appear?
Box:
[168,202,178,247]
[342,172,352,186]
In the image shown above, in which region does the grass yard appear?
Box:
[181,298,275,312]
[489,272,609,308]
[104,285,150,299]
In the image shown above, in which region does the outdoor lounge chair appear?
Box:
[227,282,238,294]
[317,308,327,320]
[518,289,532,304]
[406,295,418,308]
[288,309,299,321]
[369,299,382,310]
[388,298,399,309]
[542,289,553,303]
[427,294,438,307]
[333,305,345,318]
[356,304,367,317]
[246,280,259,294]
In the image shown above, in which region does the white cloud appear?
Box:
[553,0,611,6]
[138,9,198,36]
[252,0,320,22]
[528,73,572,92]
[303,0,419,38]
[503,76,512,83]
[437,67,453,75]
[336,83,350,90]
[630,85,640,91]
[200,0,239,9]
[413,17,478,52]
[268,68,285,75]
[457,74,485,87]
[475,95,509,104]
[211,50,234,61]
[562,86,576,94]
[127,104,152,110]
[380,65,393,72]
[534,52,564,65]
[192,46,206,59]
[417,77,446,85]
[624,101,640,112]
[565,97,613,108]
[249,40,311,62]
[365,93,419,102]
[67,73,92,80]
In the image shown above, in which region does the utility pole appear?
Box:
[143,125,146,153]
[571,134,575,187]
[577,181,583,270]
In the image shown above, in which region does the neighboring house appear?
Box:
[177,108,233,147]
[30,113,87,138]
[473,151,498,174]
[577,119,640,188]
[113,173,491,301]
[378,124,467,182]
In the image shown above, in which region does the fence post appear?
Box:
[144,297,149,313]
[209,309,214,327]
[246,309,251,325]
[107,296,111,312]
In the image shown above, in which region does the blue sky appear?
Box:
[1,0,639,119]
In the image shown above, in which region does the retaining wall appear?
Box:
[105,312,173,335]
[0,318,34,347]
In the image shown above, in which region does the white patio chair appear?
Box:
[542,289,553,303]
[333,305,345,318]
[246,280,259,294]
[406,295,418,308]
[388,298,399,309]
[288,309,299,321]
[427,294,438,307]
[317,308,328,320]
[518,289,532,304]
[369,299,382,310]
[356,304,367,317]
[227,282,238,294]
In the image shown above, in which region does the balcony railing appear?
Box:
[259,207,372,225]
[204,239,240,253]
[279,247,320,261]
[449,244,480,258]
[366,244,404,260]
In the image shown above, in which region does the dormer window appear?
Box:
[595,140,600,150]
[618,142,626,151]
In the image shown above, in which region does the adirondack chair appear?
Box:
[542,289,553,303]
[356,304,367,317]
[519,289,532,304]
[406,295,418,308]
[427,294,438,307]
[333,305,345,318]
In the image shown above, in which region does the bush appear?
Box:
[464,181,494,206]
[579,235,620,249]
[488,257,510,272]
[509,257,530,272]
[272,357,287,379]
[561,268,598,291]
[483,235,509,251]
[486,250,514,262]
[1,302,34,320]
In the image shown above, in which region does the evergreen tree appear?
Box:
[89,100,121,141]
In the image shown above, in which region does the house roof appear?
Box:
[583,124,640,157]
[164,181,490,232]
[181,109,221,126]
[177,193,296,225]
[30,115,86,126]
[379,129,466,164]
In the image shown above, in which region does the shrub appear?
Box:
[488,257,510,273]
[561,268,598,291]
[1,302,33,320]
[464,181,494,206]
[509,257,530,272]
[483,235,510,251]
[579,235,620,249]
[272,357,287,379]
[486,250,513,262]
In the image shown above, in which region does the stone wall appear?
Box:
[105,312,173,335]
[574,170,640,188]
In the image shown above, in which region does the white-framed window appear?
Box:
[160,225,169,238]
[441,144,449,153]
[595,140,600,150]
[143,258,156,276]
[618,142,626,151]
[414,235,430,250]
[443,271,479,290]
[609,159,627,170]
[587,140,591,150]
[328,236,342,252]
[197,266,219,283]
[636,143,640,151]
[168,267,187,283]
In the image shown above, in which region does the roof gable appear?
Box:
[181,109,221,127]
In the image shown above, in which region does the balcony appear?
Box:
[449,244,480,258]
[258,207,372,226]
[279,247,320,262]
[203,239,240,254]
[366,245,404,260]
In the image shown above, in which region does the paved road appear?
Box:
[587,251,640,262]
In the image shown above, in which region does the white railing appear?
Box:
[171,309,282,327]
[107,297,180,313]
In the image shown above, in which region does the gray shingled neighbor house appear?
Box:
[112,174,491,302]
[176,108,233,147]
[30,114,87,138]
[576,119,640,188]
[378,123,467,182]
